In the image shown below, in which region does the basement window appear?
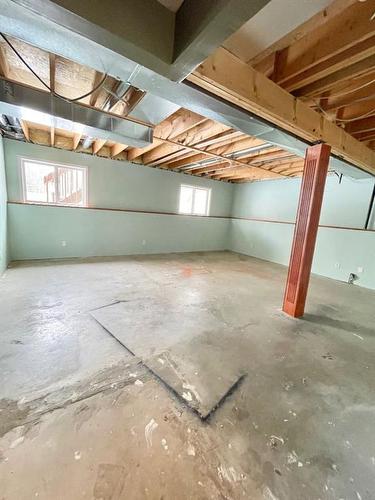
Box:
[179,184,211,216]
[21,158,87,207]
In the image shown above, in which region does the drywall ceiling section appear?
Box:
[157,0,184,12]
[8,0,270,81]
[223,0,333,63]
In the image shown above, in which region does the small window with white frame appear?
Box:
[179,184,211,216]
[21,158,87,207]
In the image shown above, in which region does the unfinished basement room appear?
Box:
[0,1,375,499]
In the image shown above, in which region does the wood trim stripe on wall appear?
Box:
[7,201,375,233]
[7,201,229,220]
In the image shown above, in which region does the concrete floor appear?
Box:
[0,251,374,500]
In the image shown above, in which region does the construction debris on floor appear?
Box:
[1,252,375,500]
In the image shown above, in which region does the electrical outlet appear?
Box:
[334,262,340,269]
[357,266,364,273]
[61,240,67,247]
[142,240,146,246]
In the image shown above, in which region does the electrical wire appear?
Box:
[315,98,375,123]
[317,77,375,100]
[0,33,108,103]
[331,94,375,110]
[334,107,375,123]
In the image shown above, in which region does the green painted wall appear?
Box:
[5,140,233,260]
[230,176,375,290]
[0,136,8,274]
[5,138,375,291]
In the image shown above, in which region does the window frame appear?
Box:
[19,157,88,207]
[178,184,211,216]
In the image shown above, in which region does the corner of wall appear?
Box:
[0,135,9,275]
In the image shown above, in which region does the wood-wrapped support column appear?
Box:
[283,143,331,318]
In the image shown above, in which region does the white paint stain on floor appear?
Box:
[187,443,196,456]
[182,383,201,403]
[182,391,193,402]
[144,418,158,448]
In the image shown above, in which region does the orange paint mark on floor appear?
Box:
[181,267,193,278]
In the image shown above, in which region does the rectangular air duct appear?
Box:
[0,78,154,147]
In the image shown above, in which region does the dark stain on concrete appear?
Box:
[93,463,126,500]
[0,398,31,438]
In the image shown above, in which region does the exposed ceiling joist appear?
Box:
[153,135,284,179]
[126,108,207,162]
[294,55,375,98]
[147,120,230,166]
[92,139,106,155]
[0,44,9,77]
[72,132,82,150]
[273,1,375,87]
[346,116,375,135]
[249,0,357,68]
[20,119,29,141]
[111,143,128,157]
[189,47,375,175]
[0,2,367,178]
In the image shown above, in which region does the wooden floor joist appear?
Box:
[188,47,375,175]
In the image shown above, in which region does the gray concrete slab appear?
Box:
[0,251,375,499]
[91,300,244,418]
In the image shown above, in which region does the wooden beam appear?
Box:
[49,53,56,92]
[168,149,300,173]
[155,131,246,168]
[277,164,305,176]
[0,46,9,77]
[346,116,375,135]
[20,120,30,142]
[143,120,230,165]
[268,160,305,173]
[283,143,331,317]
[126,108,205,161]
[92,139,106,155]
[322,80,375,114]
[49,53,56,148]
[127,139,163,162]
[72,132,82,150]
[211,159,304,177]
[173,131,245,161]
[210,165,284,181]
[164,136,267,170]
[335,100,375,123]
[282,35,375,92]
[192,161,231,175]
[50,126,55,147]
[154,136,284,179]
[154,108,206,140]
[239,149,293,163]
[293,55,375,98]
[354,131,375,143]
[250,0,356,67]
[274,1,375,85]
[188,48,375,174]
[111,143,127,157]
